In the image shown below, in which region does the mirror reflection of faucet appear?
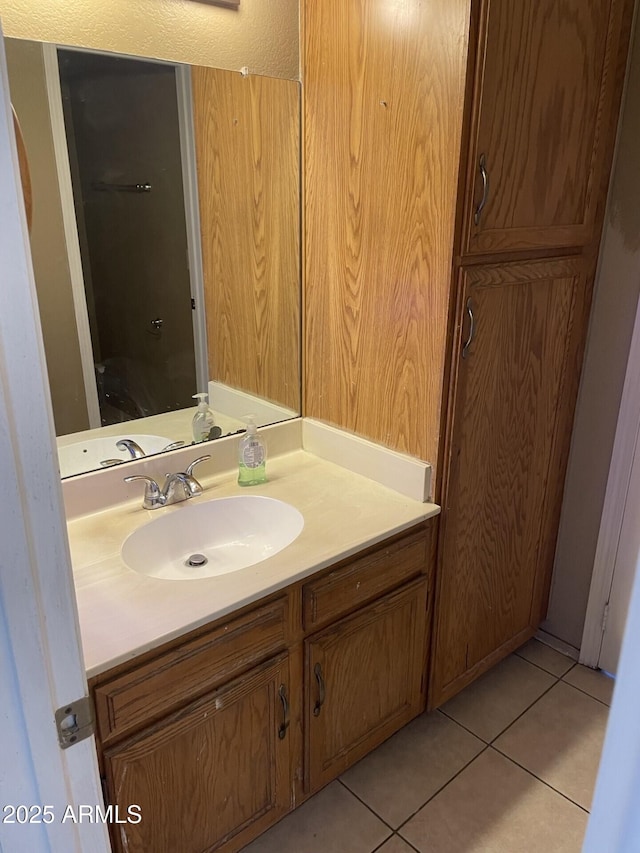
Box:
[117,439,145,459]
[99,438,186,468]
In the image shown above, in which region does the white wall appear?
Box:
[543,8,640,649]
[0,0,299,80]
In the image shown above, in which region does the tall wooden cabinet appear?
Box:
[429,0,633,705]
[303,0,634,708]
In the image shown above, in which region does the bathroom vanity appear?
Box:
[67,449,439,853]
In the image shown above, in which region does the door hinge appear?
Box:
[55,696,95,750]
[191,297,196,310]
[601,602,610,634]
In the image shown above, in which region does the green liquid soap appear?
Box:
[238,460,267,486]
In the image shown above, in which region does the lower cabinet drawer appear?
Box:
[302,527,429,632]
[94,596,288,744]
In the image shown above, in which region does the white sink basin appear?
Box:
[57,434,176,478]
[121,496,304,580]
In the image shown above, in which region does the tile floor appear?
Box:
[242,640,614,853]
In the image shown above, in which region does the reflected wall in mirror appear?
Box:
[6,38,301,479]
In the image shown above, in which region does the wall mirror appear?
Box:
[6,36,301,479]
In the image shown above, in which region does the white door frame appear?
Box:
[42,42,101,429]
[580,291,640,668]
[0,25,110,853]
[584,531,640,849]
[176,63,209,393]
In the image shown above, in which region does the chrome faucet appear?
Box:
[116,438,145,459]
[124,455,211,509]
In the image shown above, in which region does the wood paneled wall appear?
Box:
[303,0,472,466]
[192,67,300,412]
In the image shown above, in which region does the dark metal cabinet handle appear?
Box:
[313,663,325,717]
[278,684,290,739]
[462,298,475,359]
[474,153,489,226]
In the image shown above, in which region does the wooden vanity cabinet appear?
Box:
[460,0,633,258]
[305,577,428,793]
[93,595,294,853]
[104,654,292,853]
[300,526,433,794]
[91,521,436,853]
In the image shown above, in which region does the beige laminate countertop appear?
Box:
[68,450,440,679]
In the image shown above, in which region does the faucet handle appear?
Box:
[161,440,186,452]
[124,474,162,509]
[185,455,212,478]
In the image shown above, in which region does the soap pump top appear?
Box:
[238,414,267,486]
[192,393,216,442]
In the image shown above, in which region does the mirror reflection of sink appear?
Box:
[57,434,176,478]
[121,496,304,580]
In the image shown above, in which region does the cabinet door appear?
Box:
[431,259,584,705]
[462,0,631,256]
[104,654,292,853]
[306,578,428,792]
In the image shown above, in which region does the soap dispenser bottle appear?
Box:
[192,393,216,442]
[238,415,267,486]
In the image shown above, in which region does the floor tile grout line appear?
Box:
[439,671,563,747]
[337,777,397,836]
[393,744,492,835]
[392,834,422,853]
[514,649,576,679]
[340,743,492,838]
[490,744,591,815]
[370,833,422,853]
[338,660,604,849]
[486,674,564,746]
[436,707,492,744]
[559,676,613,709]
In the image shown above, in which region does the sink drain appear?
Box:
[186,553,208,568]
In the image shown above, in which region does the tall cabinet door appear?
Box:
[104,654,292,853]
[431,259,585,706]
[461,0,632,256]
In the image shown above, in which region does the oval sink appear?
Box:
[57,434,177,478]
[121,496,304,580]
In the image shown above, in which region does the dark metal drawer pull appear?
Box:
[313,663,325,717]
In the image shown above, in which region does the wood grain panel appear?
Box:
[303,0,471,464]
[94,597,288,744]
[306,578,428,792]
[192,67,300,411]
[302,527,429,631]
[12,106,32,231]
[105,654,291,853]
[430,258,583,703]
[462,0,632,254]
